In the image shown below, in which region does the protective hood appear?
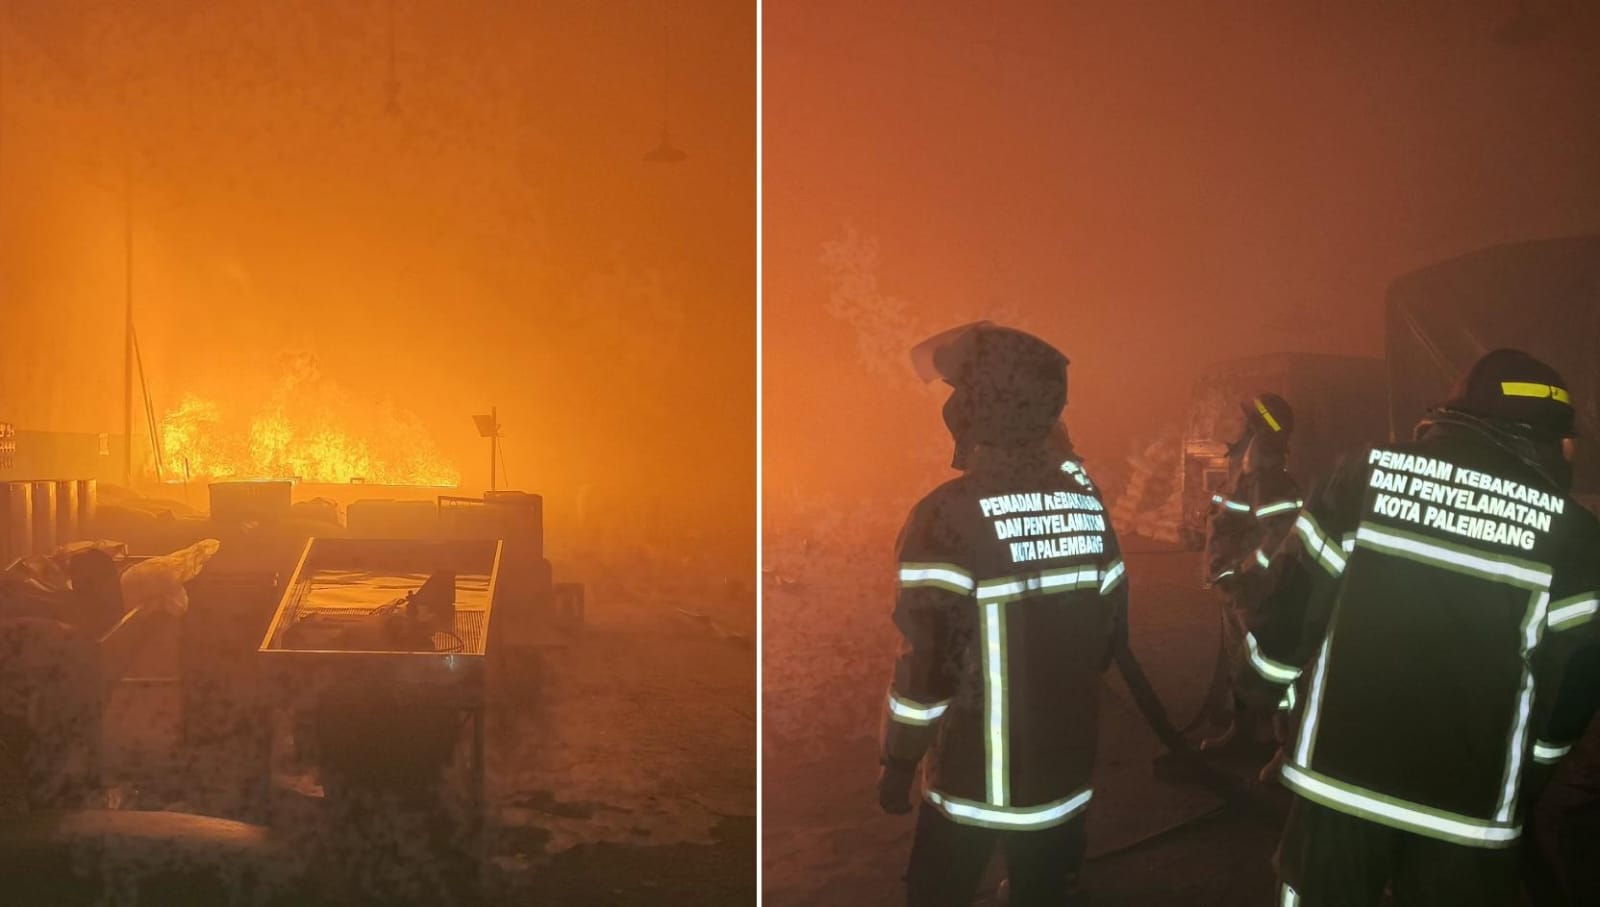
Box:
[1417,408,1574,493]
[911,322,1069,469]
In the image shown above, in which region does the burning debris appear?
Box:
[158,354,459,487]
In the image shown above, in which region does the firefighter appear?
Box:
[1234,349,1600,906]
[876,322,1128,907]
[1521,637,1600,904]
[1198,393,1304,761]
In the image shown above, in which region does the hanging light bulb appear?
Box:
[384,0,401,114]
[645,0,685,163]
[645,122,686,163]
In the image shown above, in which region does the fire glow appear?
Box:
[157,356,460,487]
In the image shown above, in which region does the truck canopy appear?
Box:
[1386,234,1600,494]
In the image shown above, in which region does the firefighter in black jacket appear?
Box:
[877,322,1128,907]
[1235,349,1600,906]
[1521,635,1600,904]
[1200,393,1303,758]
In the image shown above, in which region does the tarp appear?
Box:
[1386,235,1600,495]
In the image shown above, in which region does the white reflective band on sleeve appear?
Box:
[1211,493,1224,505]
[887,691,951,726]
[899,563,977,594]
[1212,569,1236,583]
[1278,683,1297,712]
[1281,762,1522,848]
[1533,741,1572,764]
[1223,499,1251,513]
[1255,549,1271,569]
[1255,499,1303,518]
[1246,633,1302,684]
[1548,594,1600,631]
[925,787,1092,831]
[1099,560,1126,595]
[1294,514,1347,577]
[1354,525,1552,590]
[1281,884,1300,907]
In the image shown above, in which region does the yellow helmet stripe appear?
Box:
[1500,381,1571,405]
[1255,398,1283,432]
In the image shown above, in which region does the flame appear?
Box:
[158,355,460,487]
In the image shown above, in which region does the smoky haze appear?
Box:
[764,0,1600,520]
[0,0,755,572]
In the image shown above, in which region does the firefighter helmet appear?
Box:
[910,322,1069,469]
[1242,393,1295,442]
[1441,348,1575,439]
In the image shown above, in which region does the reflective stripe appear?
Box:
[977,566,1102,602]
[926,787,1092,831]
[1348,522,1550,822]
[1278,682,1297,712]
[1294,631,1335,765]
[1281,883,1300,907]
[1246,633,1302,684]
[1212,494,1251,513]
[1060,460,1095,488]
[1548,593,1600,631]
[1256,398,1283,432]
[1294,513,1347,577]
[1501,381,1571,405]
[1353,523,1552,590]
[1254,549,1271,569]
[981,601,1009,805]
[1281,762,1521,848]
[1213,569,1236,582]
[972,562,1116,807]
[899,562,976,595]
[887,691,950,726]
[1496,589,1548,822]
[1533,740,1572,764]
[1099,559,1126,596]
[1255,499,1302,518]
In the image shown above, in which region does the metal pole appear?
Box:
[0,0,7,275]
[489,405,497,492]
[123,164,134,488]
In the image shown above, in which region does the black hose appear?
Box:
[1111,642,1277,816]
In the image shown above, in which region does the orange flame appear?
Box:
[158,354,460,487]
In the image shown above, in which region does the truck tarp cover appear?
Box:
[1386,234,1600,494]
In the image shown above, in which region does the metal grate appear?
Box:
[275,575,491,655]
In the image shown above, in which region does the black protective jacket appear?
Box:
[1205,457,1304,606]
[881,443,1128,831]
[1237,415,1600,849]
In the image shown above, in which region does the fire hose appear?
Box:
[1081,638,1282,863]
